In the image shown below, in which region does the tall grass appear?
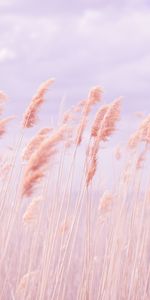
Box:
[0,80,149,299]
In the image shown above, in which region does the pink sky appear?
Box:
[0,0,150,124]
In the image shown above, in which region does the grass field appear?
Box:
[0,81,149,299]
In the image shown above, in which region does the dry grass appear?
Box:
[0,80,149,299]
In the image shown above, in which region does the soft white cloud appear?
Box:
[0,3,149,120]
[0,47,15,63]
[0,0,15,7]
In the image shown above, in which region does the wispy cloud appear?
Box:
[0,47,15,63]
[0,1,149,120]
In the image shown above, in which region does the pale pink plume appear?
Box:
[22,78,55,128]
[128,114,150,149]
[22,170,44,197]
[86,153,97,186]
[27,126,66,171]
[23,197,42,224]
[87,86,103,107]
[136,146,147,169]
[0,90,8,102]
[0,162,12,180]
[136,152,145,169]
[64,127,73,148]
[83,86,103,116]
[97,97,122,142]
[87,104,109,158]
[22,127,52,160]
[139,114,150,143]
[91,104,109,138]
[86,98,122,185]
[76,117,87,145]
[62,101,85,135]
[38,128,52,135]
[0,116,15,137]
[98,191,113,214]
[62,100,89,129]
[76,86,103,145]
[16,271,38,293]
[0,91,8,115]
[62,109,75,124]
[73,100,86,113]
[127,132,140,149]
[22,125,67,197]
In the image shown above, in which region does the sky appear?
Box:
[0,0,150,130]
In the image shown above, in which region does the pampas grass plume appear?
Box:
[22,127,52,160]
[22,125,67,197]
[23,197,42,224]
[0,116,15,137]
[22,78,55,128]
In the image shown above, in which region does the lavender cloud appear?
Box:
[0,1,150,123]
